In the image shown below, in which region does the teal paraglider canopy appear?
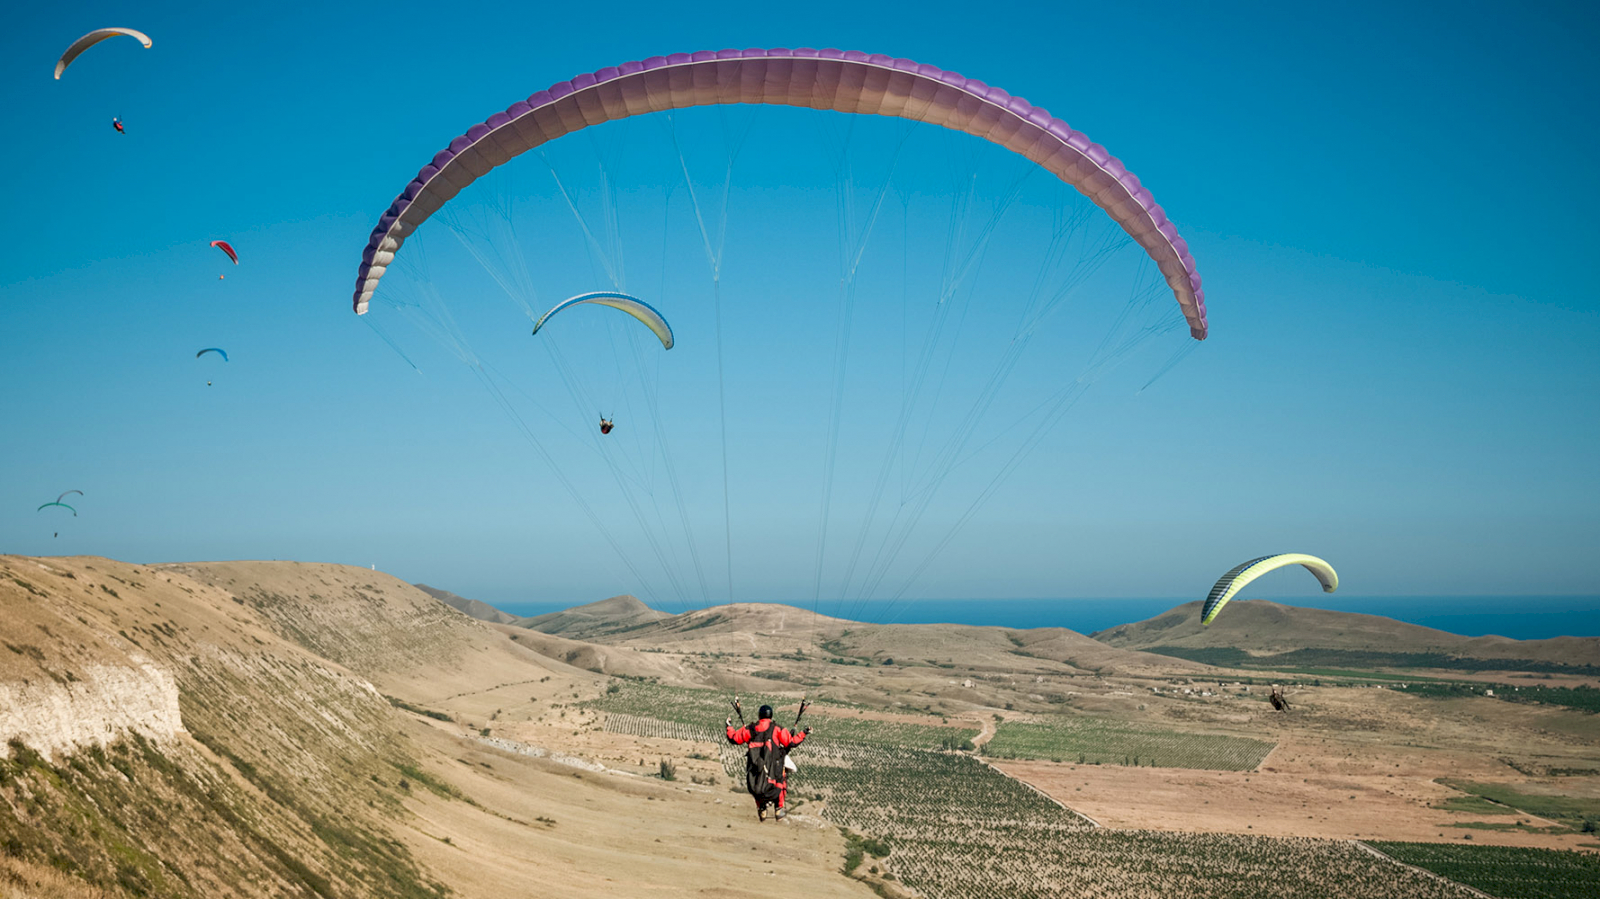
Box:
[196,347,229,361]
[37,502,77,516]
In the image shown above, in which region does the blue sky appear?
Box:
[2,1,1596,612]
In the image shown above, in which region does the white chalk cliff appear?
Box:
[0,659,183,761]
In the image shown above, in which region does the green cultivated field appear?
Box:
[985,717,1275,770]
[1398,682,1600,715]
[1368,842,1600,899]
[597,683,1475,898]
[1438,780,1600,829]
[1143,646,1600,679]
[581,679,791,725]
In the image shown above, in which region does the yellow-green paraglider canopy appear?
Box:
[531,291,674,350]
[1201,553,1338,625]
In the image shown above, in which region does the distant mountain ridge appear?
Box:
[415,583,518,624]
[498,598,1201,677]
[516,594,669,639]
[1093,599,1600,670]
[416,583,1599,673]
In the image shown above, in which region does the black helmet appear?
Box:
[758,704,774,720]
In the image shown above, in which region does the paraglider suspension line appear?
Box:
[713,276,735,604]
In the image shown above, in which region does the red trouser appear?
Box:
[754,779,788,809]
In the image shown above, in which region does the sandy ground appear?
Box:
[395,720,875,899]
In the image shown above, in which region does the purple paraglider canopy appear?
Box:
[352,49,1207,339]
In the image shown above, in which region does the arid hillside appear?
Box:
[0,556,875,899]
[1,555,449,899]
[520,599,1204,681]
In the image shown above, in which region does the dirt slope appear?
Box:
[391,722,875,899]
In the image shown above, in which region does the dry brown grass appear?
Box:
[0,854,121,899]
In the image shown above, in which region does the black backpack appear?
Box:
[744,721,787,804]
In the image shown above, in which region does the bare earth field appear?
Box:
[997,756,1592,849]
[995,682,1600,852]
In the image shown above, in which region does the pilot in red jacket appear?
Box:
[727,705,809,821]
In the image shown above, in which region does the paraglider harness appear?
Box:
[731,698,808,808]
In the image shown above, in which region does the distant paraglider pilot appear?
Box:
[112,117,124,134]
[599,417,614,435]
[1270,685,1291,712]
[727,705,808,821]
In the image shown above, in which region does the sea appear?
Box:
[490,595,1600,641]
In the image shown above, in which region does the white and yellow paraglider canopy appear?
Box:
[55,28,152,80]
[531,291,674,350]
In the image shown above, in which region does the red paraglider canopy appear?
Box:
[210,240,238,264]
